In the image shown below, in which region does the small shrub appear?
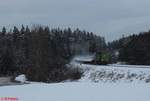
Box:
[48,67,83,82]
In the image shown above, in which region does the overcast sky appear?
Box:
[1,0,150,41]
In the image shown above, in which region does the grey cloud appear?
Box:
[0,0,150,41]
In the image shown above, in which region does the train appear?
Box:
[76,52,111,65]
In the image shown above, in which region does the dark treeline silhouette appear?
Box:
[0,25,106,82]
[108,31,150,65]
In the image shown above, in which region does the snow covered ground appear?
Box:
[0,58,150,101]
[74,63,150,83]
[71,56,150,83]
[0,82,150,101]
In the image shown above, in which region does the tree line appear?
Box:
[0,25,106,82]
[108,31,150,65]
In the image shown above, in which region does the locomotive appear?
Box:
[76,51,111,65]
[93,51,110,65]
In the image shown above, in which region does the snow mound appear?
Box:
[15,74,27,83]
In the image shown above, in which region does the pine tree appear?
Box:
[1,26,6,36]
[13,26,20,43]
[20,25,25,35]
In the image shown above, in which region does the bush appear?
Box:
[25,64,83,83]
[48,66,83,82]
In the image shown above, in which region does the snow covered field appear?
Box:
[76,64,150,83]
[0,82,150,101]
[0,59,150,101]
[71,56,150,83]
